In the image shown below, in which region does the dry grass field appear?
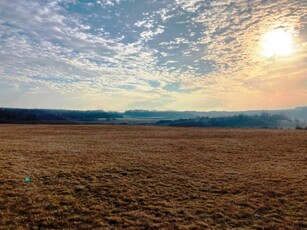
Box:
[0,125,306,229]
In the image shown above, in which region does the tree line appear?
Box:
[155,114,290,128]
[0,108,123,123]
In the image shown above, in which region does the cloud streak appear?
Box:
[0,0,306,110]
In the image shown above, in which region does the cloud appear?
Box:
[0,0,306,110]
[140,26,164,41]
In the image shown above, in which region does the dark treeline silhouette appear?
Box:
[155,114,290,128]
[0,108,122,123]
[0,107,306,127]
[295,125,307,130]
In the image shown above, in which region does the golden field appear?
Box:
[0,125,306,229]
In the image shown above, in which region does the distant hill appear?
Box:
[278,107,307,121]
[0,106,306,128]
[124,107,307,121]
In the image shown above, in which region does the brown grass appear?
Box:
[0,125,306,229]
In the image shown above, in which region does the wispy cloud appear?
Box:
[0,0,306,110]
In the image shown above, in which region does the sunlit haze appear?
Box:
[0,0,306,111]
[261,28,294,58]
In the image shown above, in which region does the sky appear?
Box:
[0,0,306,111]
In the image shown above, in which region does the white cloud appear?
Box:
[175,0,203,12]
[140,26,164,41]
[0,0,305,110]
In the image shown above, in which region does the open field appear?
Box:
[0,125,306,229]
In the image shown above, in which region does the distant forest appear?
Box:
[0,107,306,128]
[156,114,290,128]
[0,108,122,124]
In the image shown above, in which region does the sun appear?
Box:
[261,28,294,58]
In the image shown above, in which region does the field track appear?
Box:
[0,125,306,229]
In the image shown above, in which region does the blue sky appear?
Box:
[0,0,306,111]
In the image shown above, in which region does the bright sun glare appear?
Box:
[261,28,294,58]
